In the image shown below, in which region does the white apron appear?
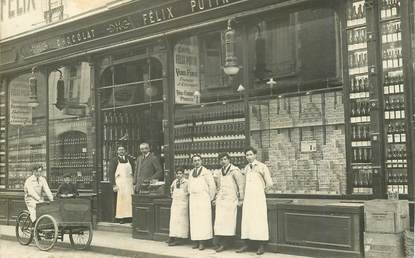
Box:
[169,179,189,238]
[115,161,134,219]
[214,170,238,236]
[189,167,214,240]
[241,167,269,240]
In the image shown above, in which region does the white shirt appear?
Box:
[24,175,54,202]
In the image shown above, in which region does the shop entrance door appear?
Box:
[97,54,166,222]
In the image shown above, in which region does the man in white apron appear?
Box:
[237,147,273,255]
[188,155,216,250]
[109,145,135,224]
[214,153,245,252]
[24,165,54,222]
[168,168,189,246]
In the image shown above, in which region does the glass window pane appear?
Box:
[48,62,95,190]
[8,73,47,189]
[251,8,341,85]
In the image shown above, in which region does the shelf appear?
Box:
[349,92,369,99]
[347,19,366,28]
[347,43,367,52]
[351,141,371,147]
[351,163,372,166]
[50,166,93,169]
[349,67,368,76]
[380,16,401,23]
[350,116,370,123]
[382,66,403,72]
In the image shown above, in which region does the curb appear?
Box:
[1,234,183,258]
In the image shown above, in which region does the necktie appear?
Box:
[250,164,253,169]
[192,167,201,177]
[37,177,39,184]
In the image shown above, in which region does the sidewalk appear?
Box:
[0,225,311,258]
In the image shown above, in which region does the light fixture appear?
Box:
[28,66,39,107]
[55,69,65,110]
[223,19,240,76]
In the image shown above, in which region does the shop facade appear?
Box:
[0,0,414,257]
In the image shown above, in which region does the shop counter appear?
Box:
[132,196,365,257]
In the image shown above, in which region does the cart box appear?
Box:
[364,232,404,258]
[37,199,91,224]
[364,199,409,233]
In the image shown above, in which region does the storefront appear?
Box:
[0,0,414,257]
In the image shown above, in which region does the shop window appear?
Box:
[174,32,242,104]
[250,7,341,91]
[7,73,47,189]
[199,33,227,89]
[67,66,79,103]
[48,62,95,190]
[100,58,163,109]
[249,91,346,195]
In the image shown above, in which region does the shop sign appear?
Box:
[300,140,317,153]
[174,36,200,104]
[20,0,244,57]
[9,81,32,125]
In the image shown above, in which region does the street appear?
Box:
[0,239,126,258]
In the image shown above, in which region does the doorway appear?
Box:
[98,55,166,223]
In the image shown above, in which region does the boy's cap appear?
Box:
[63,173,72,178]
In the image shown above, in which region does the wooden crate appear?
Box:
[364,232,405,258]
[364,200,409,233]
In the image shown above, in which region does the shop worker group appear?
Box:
[108,142,273,255]
[24,141,273,255]
[168,147,273,255]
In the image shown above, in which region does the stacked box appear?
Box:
[364,200,409,258]
[404,230,414,258]
[364,232,405,258]
[365,200,409,233]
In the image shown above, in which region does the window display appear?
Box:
[48,63,95,190]
[7,73,47,189]
[379,0,409,195]
[249,92,346,195]
[345,0,373,194]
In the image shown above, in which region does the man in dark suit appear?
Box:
[134,142,163,193]
[108,144,136,223]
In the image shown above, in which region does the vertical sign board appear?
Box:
[9,80,32,125]
[174,36,200,104]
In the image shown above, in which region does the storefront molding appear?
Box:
[0,0,325,75]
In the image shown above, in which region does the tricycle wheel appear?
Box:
[69,223,93,250]
[15,210,33,245]
[34,214,58,251]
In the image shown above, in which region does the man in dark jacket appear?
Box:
[134,142,163,193]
